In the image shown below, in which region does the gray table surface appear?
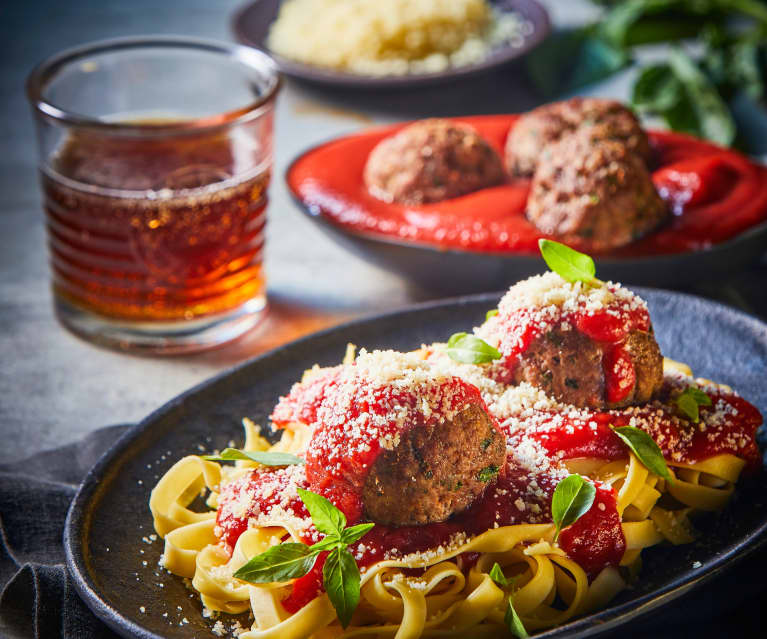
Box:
[0,0,764,463]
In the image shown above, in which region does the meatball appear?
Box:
[526,128,669,251]
[506,98,652,176]
[513,326,663,410]
[362,401,506,526]
[364,118,505,205]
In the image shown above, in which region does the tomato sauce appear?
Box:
[287,115,767,255]
[504,385,763,471]
[216,353,761,611]
[217,457,625,610]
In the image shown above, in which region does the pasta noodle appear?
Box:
[150,346,760,638]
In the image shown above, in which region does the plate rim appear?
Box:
[285,120,767,265]
[65,289,767,639]
[230,0,551,89]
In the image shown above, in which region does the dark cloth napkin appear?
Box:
[0,424,127,639]
[0,424,765,639]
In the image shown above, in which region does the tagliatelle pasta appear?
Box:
[149,265,762,638]
[149,350,761,639]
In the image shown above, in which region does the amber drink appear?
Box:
[27,37,280,351]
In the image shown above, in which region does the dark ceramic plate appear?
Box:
[231,0,550,89]
[64,290,767,638]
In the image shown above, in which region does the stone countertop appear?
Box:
[1,0,765,462]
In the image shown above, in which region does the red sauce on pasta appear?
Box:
[287,115,767,255]
[216,358,761,613]
[516,384,763,470]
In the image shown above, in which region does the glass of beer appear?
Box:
[26,37,280,352]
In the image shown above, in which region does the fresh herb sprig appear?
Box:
[551,474,597,542]
[489,562,529,638]
[675,385,712,423]
[201,448,304,466]
[539,239,603,286]
[525,0,767,148]
[611,425,674,483]
[233,488,373,628]
[446,332,502,364]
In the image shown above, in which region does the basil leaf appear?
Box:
[340,522,375,546]
[297,488,346,537]
[551,474,597,541]
[323,546,361,629]
[524,28,589,98]
[667,47,735,146]
[612,426,674,483]
[685,386,712,405]
[489,562,516,588]
[674,386,712,423]
[568,35,630,90]
[505,597,529,639]
[201,448,304,466]
[486,309,499,321]
[233,543,317,583]
[633,64,683,112]
[446,334,502,364]
[524,27,628,98]
[447,331,468,348]
[308,536,342,553]
[538,239,600,285]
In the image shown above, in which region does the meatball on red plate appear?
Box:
[286,107,767,293]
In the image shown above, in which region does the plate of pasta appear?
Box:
[65,243,767,639]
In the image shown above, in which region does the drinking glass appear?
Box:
[27,36,281,352]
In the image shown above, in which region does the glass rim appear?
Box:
[26,35,282,135]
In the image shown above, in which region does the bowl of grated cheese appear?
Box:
[232,0,550,88]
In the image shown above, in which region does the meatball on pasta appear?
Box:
[478,272,664,409]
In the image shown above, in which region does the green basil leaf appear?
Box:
[323,546,361,629]
[233,543,317,583]
[447,332,468,348]
[446,334,502,365]
[730,39,764,100]
[551,474,597,541]
[486,309,499,321]
[505,597,529,639]
[201,448,304,466]
[308,536,342,553]
[524,28,590,98]
[599,0,708,48]
[633,64,683,112]
[674,386,712,423]
[538,239,600,285]
[297,488,346,537]
[667,47,736,146]
[685,386,712,405]
[676,393,700,422]
[568,36,631,89]
[340,522,375,546]
[612,426,674,483]
[489,562,516,588]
